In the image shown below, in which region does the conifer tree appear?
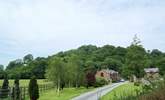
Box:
[28,76,39,100]
[2,74,9,89]
[12,78,21,100]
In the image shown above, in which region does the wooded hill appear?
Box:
[0,38,165,80]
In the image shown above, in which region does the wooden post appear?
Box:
[23,87,26,100]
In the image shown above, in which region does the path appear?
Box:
[72,82,127,100]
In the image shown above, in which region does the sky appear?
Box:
[0,0,165,66]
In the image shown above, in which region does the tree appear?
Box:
[28,76,39,100]
[65,54,84,87]
[85,71,96,88]
[6,59,23,70]
[2,74,9,89]
[131,34,141,46]
[0,74,9,98]
[46,57,66,92]
[31,57,48,79]
[122,35,147,79]
[157,57,165,75]
[103,58,122,72]
[23,54,34,64]
[0,65,4,79]
[0,65,4,71]
[84,61,96,88]
[151,49,163,58]
[12,78,21,100]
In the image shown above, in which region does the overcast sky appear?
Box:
[0,0,165,66]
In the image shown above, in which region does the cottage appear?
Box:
[144,68,159,79]
[95,69,119,82]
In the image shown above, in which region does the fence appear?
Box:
[0,83,54,100]
[20,83,54,100]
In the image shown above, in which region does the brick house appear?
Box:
[144,68,159,79]
[95,69,119,82]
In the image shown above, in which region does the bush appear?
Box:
[12,78,21,100]
[86,72,96,88]
[94,76,108,87]
[28,76,39,100]
[134,81,141,86]
[2,74,9,89]
[0,74,9,98]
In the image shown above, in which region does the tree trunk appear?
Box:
[68,81,71,88]
[57,78,61,95]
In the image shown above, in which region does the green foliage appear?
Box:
[12,78,21,100]
[6,55,47,79]
[2,39,165,82]
[23,54,33,64]
[0,74,9,98]
[134,81,141,86]
[2,74,9,89]
[65,54,85,87]
[46,57,66,91]
[156,57,165,75]
[123,45,146,78]
[6,59,23,70]
[103,58,122,72]
[0,65,4,79]
[28,76,39,100]
[0,65,4,71]
[94,76,108,87]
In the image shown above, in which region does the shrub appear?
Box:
[94,76,108,87]
[0,74,9,98]
[139,79,165,100]
[12,78,21,100]
[134,81,141,86]
[86,72,96,88]
[2,74,9,89]
[28,76,39,100]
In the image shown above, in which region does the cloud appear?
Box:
[0,0,165,65]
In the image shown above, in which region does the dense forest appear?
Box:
[0,36,165,82]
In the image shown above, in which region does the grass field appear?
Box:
[25,87,94,100]
[101,83,142,100]
[0,79,52,87]
[0,79,94,100]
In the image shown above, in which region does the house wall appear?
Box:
[146,72,159,79]
[95,71,111,81]
[95,70,120,82]
[110,73,119,82]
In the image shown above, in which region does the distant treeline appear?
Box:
[0,37,165,79]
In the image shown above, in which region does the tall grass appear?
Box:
[118,80,165,100]
[102,79,165,100]
[139,80,165,100]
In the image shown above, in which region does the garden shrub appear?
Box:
[12,78,21,100]
[28,76,39,100]
[134,81,141,86]
[0,74,9,98]
[94,76,108,87]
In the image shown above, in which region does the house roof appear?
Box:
[144,68,159,73]
[100,69,118,74]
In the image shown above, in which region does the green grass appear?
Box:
[0,79,52,87]
[101,83,142,100]
[32,87,94,100]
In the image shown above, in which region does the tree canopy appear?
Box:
[2,36,165,80]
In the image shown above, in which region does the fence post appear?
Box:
[23,87,26,100]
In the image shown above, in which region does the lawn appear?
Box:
[101,83,142,100]
[32,87,94,100]
[0,79,52,87]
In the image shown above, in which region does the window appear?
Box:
[101,72,104,77]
